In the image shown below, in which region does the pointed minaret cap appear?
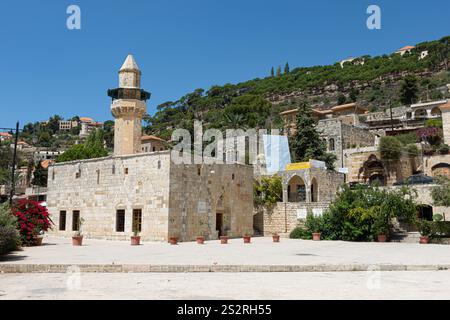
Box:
[119,54,140,71]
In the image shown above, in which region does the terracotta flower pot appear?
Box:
[243,236,251,244]
[312,233,321,241]
[377,234,387,242]
[272,235,280,243]
[131,236,141,246]
[169,237,178,245]
[34,236,43,246]
[196,236,205,244]
[220,236,228,244]
[420,236,429,244]
[72,236,83,246]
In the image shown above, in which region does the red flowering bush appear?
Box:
[12,200,53,246]
[416,127,442,146]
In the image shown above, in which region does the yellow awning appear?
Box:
[285,162,311,171]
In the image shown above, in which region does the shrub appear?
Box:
[305,213,323,233]
[417,220,433,237]
[0,226,18,255]
[404,144,420,157]
[289,227,312,240]
[379,136,402,161]
[318,184,417,242]
[438,144,450,155]
[12,200,53,246]
[253,175,283,207]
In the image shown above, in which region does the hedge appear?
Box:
[0,226,18,256]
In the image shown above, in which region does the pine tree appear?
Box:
[284,62,290,74]
[270,67,274,77]
[32,162,48,187]
[399,75,419,105]
[291,101,336,170]
[276,66,281,77]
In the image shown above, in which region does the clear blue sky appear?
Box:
[0,0,449,128]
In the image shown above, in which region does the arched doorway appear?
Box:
[414,108,427,119]
[311,178,318,202]
[361,155,386,186]
[216,195,225,237]
[417,205,433,221]
[432,163,450,178]
[287,175,306,202]
[431,107,442,118]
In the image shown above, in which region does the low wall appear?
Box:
[259,202,330,236]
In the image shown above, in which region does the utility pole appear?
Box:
[388,99,394,134]
[9,122,19,205]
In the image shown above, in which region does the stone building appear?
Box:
[46,55,254,242]
[280,103,377,169]
[141,135,167,153]
[254,160,344,236]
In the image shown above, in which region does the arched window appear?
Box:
[287,175,306,202]
[329,138,335,151]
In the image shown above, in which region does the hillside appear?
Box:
[146,36,450,140]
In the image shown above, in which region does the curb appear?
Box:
[1,264,450,273]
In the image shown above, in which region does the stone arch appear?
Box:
[431,163,450,178]
[431,107,442,117]
[287,175,306,202]
[414,108,427,119]
[311,177,318,202]
[361,154,386,186]
[417,204,433,221]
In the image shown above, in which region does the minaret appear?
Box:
[108,55,151,156]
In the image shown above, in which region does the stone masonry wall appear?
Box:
[47,152,171,241]
[168,163,254,241]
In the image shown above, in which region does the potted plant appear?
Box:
[373,214,390,243]
[72,217,84,246]
[438,144,450,155]
[169,236,178,245]
[272,233,280,243]
[417,220,433,244]
[306,213,322,241]
[220,235,228,244]
[196,235,205,244]
[243,234,251,244]
[131,229,141,246]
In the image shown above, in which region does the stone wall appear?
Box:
[47,152,171,241]
[47,152,254,242]
[168,163,254,241]
[260,202,331,236]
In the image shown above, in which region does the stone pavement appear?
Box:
[2,271,450,299]
[1,236,450,273]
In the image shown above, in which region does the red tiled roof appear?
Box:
[141,135,166,142]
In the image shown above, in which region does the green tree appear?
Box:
[254,175,283,207]
[337,94,347,105]
[270,66,274,77]
[379,136,402,162]
[284,62,290,74]
[399,75,419,105]
[276,66,281,77]
[431,176,450,207]
[31,162,48,187]
[56,130,108,163]
[291,101,336,170]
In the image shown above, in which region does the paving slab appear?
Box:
[1,236,450,273]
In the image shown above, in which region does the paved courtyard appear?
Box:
[2,271,450,299]
[1,236,450,267]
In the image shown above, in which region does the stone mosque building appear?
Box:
[47,55,254,242]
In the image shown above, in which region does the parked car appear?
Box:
[393,174,434,186]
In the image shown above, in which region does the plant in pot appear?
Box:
[272,233,280,243]
[72,217,84,246]
[306,213,322,241]
[373,214,390,243]
[131,228,141,246]
[417,220,433,244]
[243,231,252,244]
[438,144,450,155]
[169,236,178,245]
